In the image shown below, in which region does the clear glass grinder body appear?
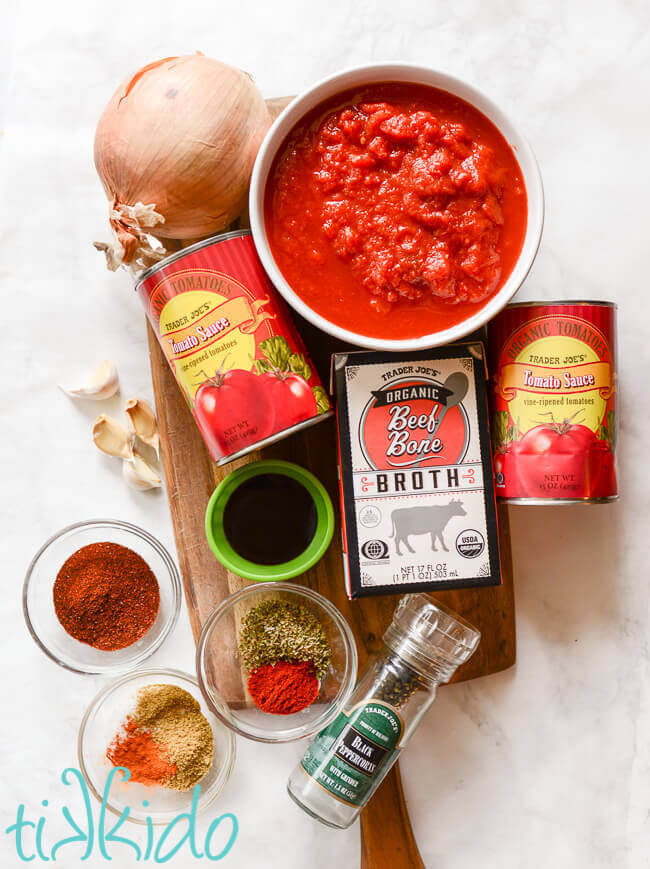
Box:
[287,594,481,828]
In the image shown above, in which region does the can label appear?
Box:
[300,700,403,807]
[488,303,617,501]
[138,233,331,464]
[333,345,501,599]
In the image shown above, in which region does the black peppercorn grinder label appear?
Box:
[300,700,403,807]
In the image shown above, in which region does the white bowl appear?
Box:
[250,63,544,352]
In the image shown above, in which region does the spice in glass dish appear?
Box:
[239,599,330,677]
[107,684,214,791]
[106,718,178,786]
[247,660,320,715]
[238,599,331,714]
[53,542,159,650]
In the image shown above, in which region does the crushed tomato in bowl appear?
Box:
[265,83,528,340]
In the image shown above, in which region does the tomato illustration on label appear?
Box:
[488,304,618,501]
[255,336,319,430]
[195,367,275,456]
[260,373,318,430]
[516,417,598,498]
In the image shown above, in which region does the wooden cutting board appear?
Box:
[147,95,515,869]
[147,324,515,868]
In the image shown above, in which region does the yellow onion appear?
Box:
[94,53,271,269]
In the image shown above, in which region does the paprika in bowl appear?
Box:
[250,63,544,351]
[23,520,181,675]
[196,583,358,743]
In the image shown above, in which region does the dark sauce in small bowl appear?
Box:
[223,473,318,565]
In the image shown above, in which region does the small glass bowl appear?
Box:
[23,519,181,675]
[78,668,236,825]
[196,582,358,743]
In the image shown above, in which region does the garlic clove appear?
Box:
[93,414,133,459]
[60,360,120,400]
[124,398,160,456]
[123,451,162,490]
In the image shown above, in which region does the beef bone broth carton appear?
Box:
[332,345,501,599]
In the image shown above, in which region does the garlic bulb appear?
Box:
[93,415,133,459]
[60,360,119,400]
[93,53,271,269]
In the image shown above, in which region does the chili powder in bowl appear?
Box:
[78,668,235,825]
[23,520,181,675]
[250,63,544,351]
[196,583,358,743]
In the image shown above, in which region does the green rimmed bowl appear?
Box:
[204,460,335,582]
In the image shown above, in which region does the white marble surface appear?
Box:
[1,0,649,866]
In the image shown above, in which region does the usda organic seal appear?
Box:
[455,529,485,558]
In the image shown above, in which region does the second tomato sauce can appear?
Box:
[487,301,618,503]
[137,230,332,465]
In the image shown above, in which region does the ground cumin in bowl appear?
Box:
[23,520,181,674]
[79,669,236,825]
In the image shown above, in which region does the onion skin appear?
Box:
[94,54,272,255]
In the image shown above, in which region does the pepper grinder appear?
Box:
[287,594,480,829]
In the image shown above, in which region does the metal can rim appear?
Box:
[501,299,617,310]
[135,230,251,287]
[497,496,619,505]
[216,410,334,467]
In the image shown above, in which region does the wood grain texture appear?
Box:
[146,92,515,869]
[361,766,425,869]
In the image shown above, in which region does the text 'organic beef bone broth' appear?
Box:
[333,345,501,599]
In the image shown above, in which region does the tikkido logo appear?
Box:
[4,768,238,863]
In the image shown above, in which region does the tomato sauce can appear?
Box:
[137,231,332,465]
[487,301,618,503]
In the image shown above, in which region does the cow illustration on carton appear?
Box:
[390,499,467,556]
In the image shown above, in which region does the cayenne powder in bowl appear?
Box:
[264,82,528,342]
[53,542,160,651]
[247,660,320,715]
